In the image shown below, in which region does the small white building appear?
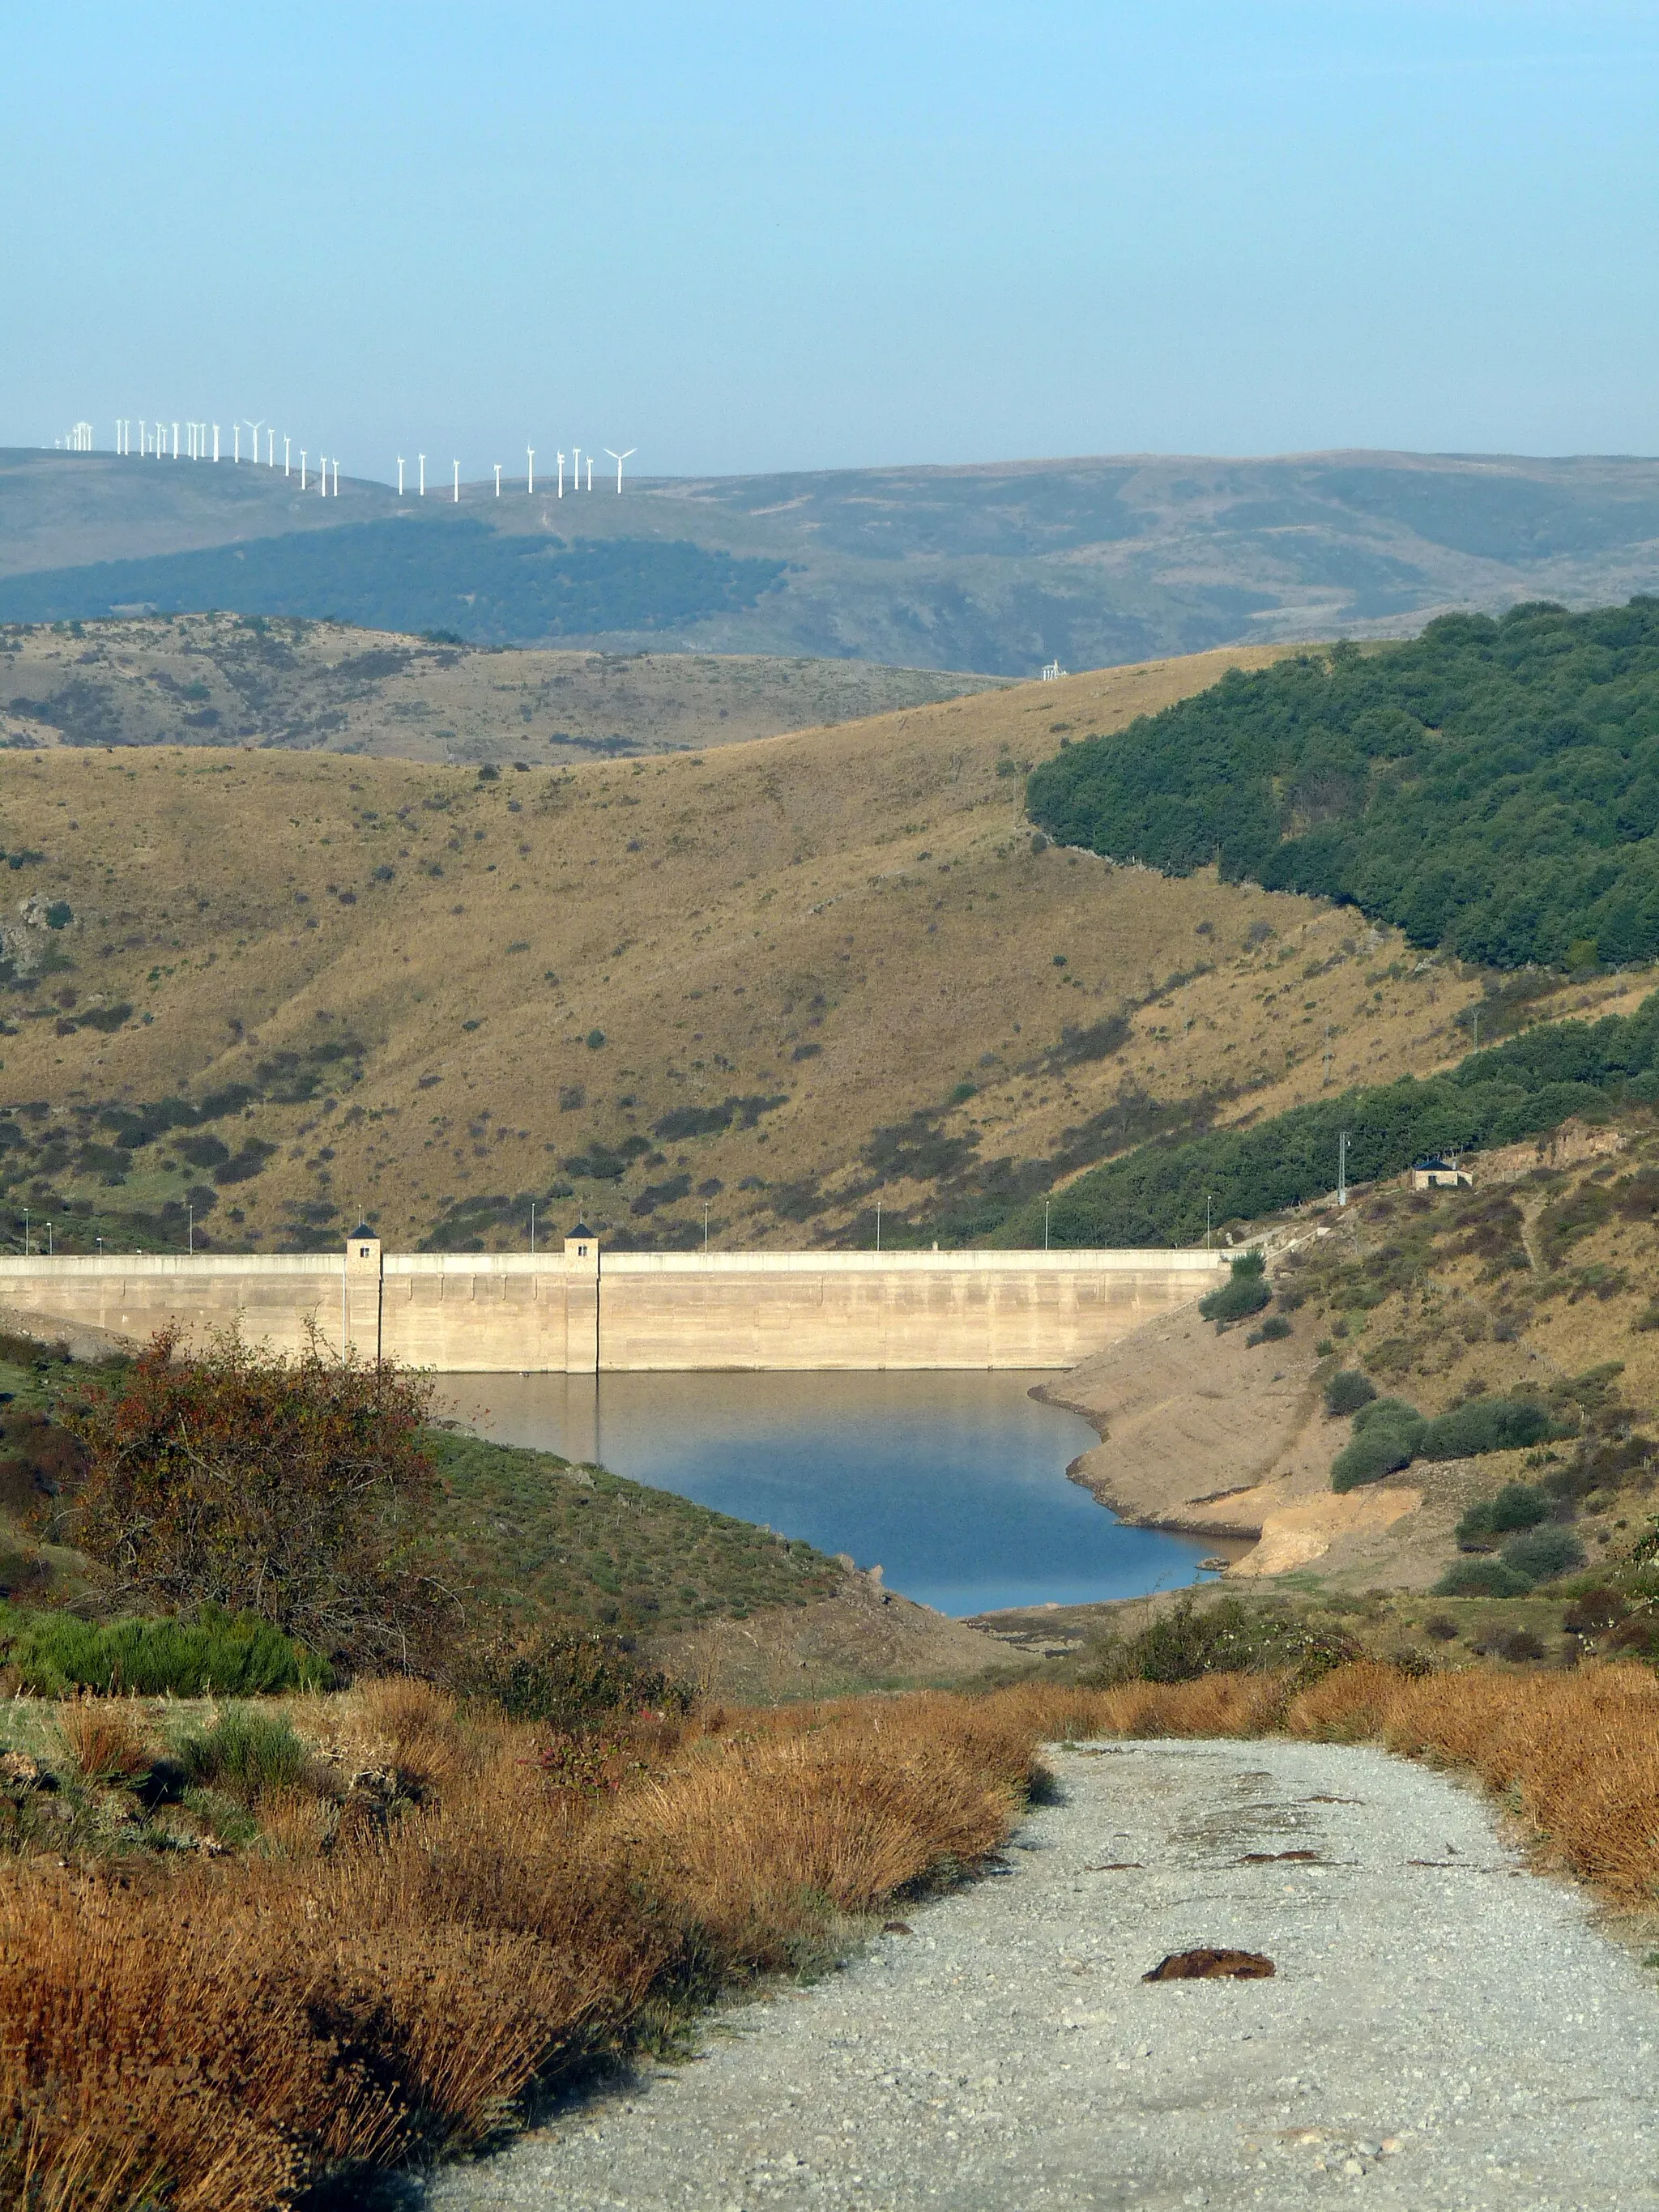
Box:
[1410,1154,1473,1191]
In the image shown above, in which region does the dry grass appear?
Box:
[6,1662,1659,2208]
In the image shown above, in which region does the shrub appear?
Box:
[1434,1558,1536,1597]
[175,1707,315,1806]
[458,1626,689,1732]
[1501,1525,1587,1583]
[0,1603,331,1696]
[1415,1396,1556,1461]
[1082,1595,1357,1689]
[1332,1429,1414,1491]
[61,1325,445,1673]
[1245,1314,1292,1347]
[1455,1482,1550,1552]
[1199,1251,1272,1327]
[1324,1369,1378,1417]
[1494,1627,1547,1663]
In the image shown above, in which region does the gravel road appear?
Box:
[429,1740,1659,2211]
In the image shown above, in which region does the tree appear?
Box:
[60,1325,449,1673]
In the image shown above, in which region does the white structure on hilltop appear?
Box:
[1041,659,1068,681]
[66,422,93,450]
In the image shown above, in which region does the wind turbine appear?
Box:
[284,434,291,476]
[557,450,565,497]
[331,458,339,497]
[586,454,593,491]
[452,459,459,503]
[172,420,179,457]
[139,419,147,455]
[572,445,581,489]
[266,428,275,467]
[244,420,264,469]
[301,449,308,490]
[604,446,636,493]
[212,423,220,461]
[527,446,535,494]
[493,464,501,496]
[418,454,425,497]
[397,456,405,495]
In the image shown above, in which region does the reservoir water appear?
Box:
[434,1370,1215,1617]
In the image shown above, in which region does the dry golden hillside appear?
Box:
[0,612,1003,762]
[3,642,1650,1254]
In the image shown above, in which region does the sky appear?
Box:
[3,1,1656,481]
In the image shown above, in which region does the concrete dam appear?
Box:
[0,1233,1226,1373]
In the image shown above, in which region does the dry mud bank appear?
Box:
[1041,1299,1470,1590]
[429,1737,1659,2212]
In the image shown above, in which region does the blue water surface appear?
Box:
[437,1370,1213,1617]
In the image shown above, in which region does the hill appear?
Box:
[0,610,1005,764]
[11,447,1659,673]
[2,642,1649,1259]
[1028,598,1659,970]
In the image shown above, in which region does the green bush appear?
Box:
[1332,1429,1415,1492]
[1352,1396,1424,1439]
[1199,1251,1271,1326]
[1434,1558,1536,1598]
[1245,1314,1292,1347]
[0,1603,331,1697]
[1501,1525,1586,1583]
[174,1707,315,1805]
[1324,1369,1377,1417]
[1415,1396,1556,1461]
[1455,1482,1551,1551]
[1081,1595,1358,1689]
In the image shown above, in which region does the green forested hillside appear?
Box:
[1027,599,1659,969]
[1021,991,1659,1247]
[0,519,787,646]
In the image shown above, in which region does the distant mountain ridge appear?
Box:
[5,447,1659,674]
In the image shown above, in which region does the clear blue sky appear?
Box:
[4,2,1655,480]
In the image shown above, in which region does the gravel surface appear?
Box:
[429,1740,1659,2211]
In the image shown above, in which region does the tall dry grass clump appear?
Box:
[7,1660,1659,2209]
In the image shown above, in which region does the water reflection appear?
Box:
[434,1369,1213,1618]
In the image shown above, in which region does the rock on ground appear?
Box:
[427,1739,1659,2211]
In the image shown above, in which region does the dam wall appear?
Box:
[0,1242,1227,1373]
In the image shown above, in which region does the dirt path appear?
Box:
[429,1741,1659,2211]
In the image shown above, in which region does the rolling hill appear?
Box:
[9,447,1659,675]
[0,612,1005,765]
[2,641,1648,1259]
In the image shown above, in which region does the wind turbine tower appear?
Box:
[453,459,459,503]
[604,446,636,493]
[493,463,501,496]
[586,454,593,491]
[301,449,308,489]
[397,456,405,495]
[244,421,265,471]
[557,450,565,497]
[527,447,535,494]
[418,454,425,497]
[284,435,291,477]
[212,424,220,461]
[572,445,581,489]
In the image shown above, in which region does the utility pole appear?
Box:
[1043,1198,1051,1251]
[1205,1193,1212,1250]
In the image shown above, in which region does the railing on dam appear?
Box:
[0,1238,1228,1374]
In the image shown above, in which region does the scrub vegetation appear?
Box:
[6,1661,1659,2210]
